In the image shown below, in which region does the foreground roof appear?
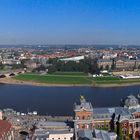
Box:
[74,96,93,112]
[93,107,131,120]
[0,120,12,138]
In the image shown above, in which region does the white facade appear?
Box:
[48,132,73,140]
[32,129,73,140]
[60,56,84,62]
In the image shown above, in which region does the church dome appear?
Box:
[124,95,140,109]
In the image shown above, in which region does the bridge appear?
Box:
[0,70,25,78]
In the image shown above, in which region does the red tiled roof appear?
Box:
[0,120,12,138]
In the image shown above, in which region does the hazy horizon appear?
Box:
[1,0,140,45]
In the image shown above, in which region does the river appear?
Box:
[0,84,140,116]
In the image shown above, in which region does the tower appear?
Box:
[74,96,94,131]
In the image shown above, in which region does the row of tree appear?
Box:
[110,113,130,140]
[47,58,100,74]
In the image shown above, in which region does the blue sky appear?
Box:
[0,0,140,45]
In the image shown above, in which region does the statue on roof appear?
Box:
[80,95,85,101]
[80,95,86,104]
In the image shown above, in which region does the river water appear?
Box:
[0,84,140,116]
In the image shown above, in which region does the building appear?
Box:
[98,59,112,69]
[115,59,140,70]
[32,129,73,140]
[31,121,74,140]
[0,120,14,140]
[74,96,140,140]
[74,96,117,140]
[2,59,21,65]
[59,56,84,62]
[93,129,117,140]
[74,96,93,130]
[24,60,37,69]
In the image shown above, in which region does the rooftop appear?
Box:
[124,95,140,109]
[74,96,93,112]
[0,120,12,138]
[93,107,131,120]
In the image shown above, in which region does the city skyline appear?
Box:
[0,0,140,45]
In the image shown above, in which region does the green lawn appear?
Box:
[93,76,120,81]
[92,76,121,84]
[14,73,140,85]
[93,76,140,84]
[14,73,92,85]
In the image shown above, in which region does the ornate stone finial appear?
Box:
[80,95,85,102]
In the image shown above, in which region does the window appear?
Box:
[87,124,89,128]
[77,124,79,129]
[122,129,127,135]
[106,124,109,128]
[77,116,80,120]
[136,122,139,128]
[102,124,104,128]
[87,115,90,119]
[82,124,85,129]
[106,115,108,118]
[82,116,85,120]
[98,124,100,128]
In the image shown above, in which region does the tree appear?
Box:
[110,113,115,132]
[48,65,56,74]
[84,58,100,74]
[12,64,24,69]
[46,57,101,74]
[0,63,4,70]
[48,58,58,64]
[55,61,63,71]
[104,120,107,130]
[111,59,116,70]
[35,65,46,72]
[116,114,122,140]
[100,65,103,71]
[64,61,78,71]
[105,65,109,70]
[138,65,140,70]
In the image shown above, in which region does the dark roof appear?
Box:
[74,98,93,112]
[77,129,93,140]
[93,107,131,120]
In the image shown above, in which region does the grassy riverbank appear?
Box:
[14,72,92,85]
[9,72,140,87]
[93,76,140,84]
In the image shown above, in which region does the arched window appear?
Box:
[77,116,80,120]
[82,124,85,129]
[82,116,85,120]
[77,124,79,129]
[87,115,91,120]
[87,124,89,129]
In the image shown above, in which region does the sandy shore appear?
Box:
[0,77,140,87]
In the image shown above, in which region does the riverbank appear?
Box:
[0,77,92,87]
[1,77,140,87]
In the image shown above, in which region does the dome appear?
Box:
[124,95,140,109]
